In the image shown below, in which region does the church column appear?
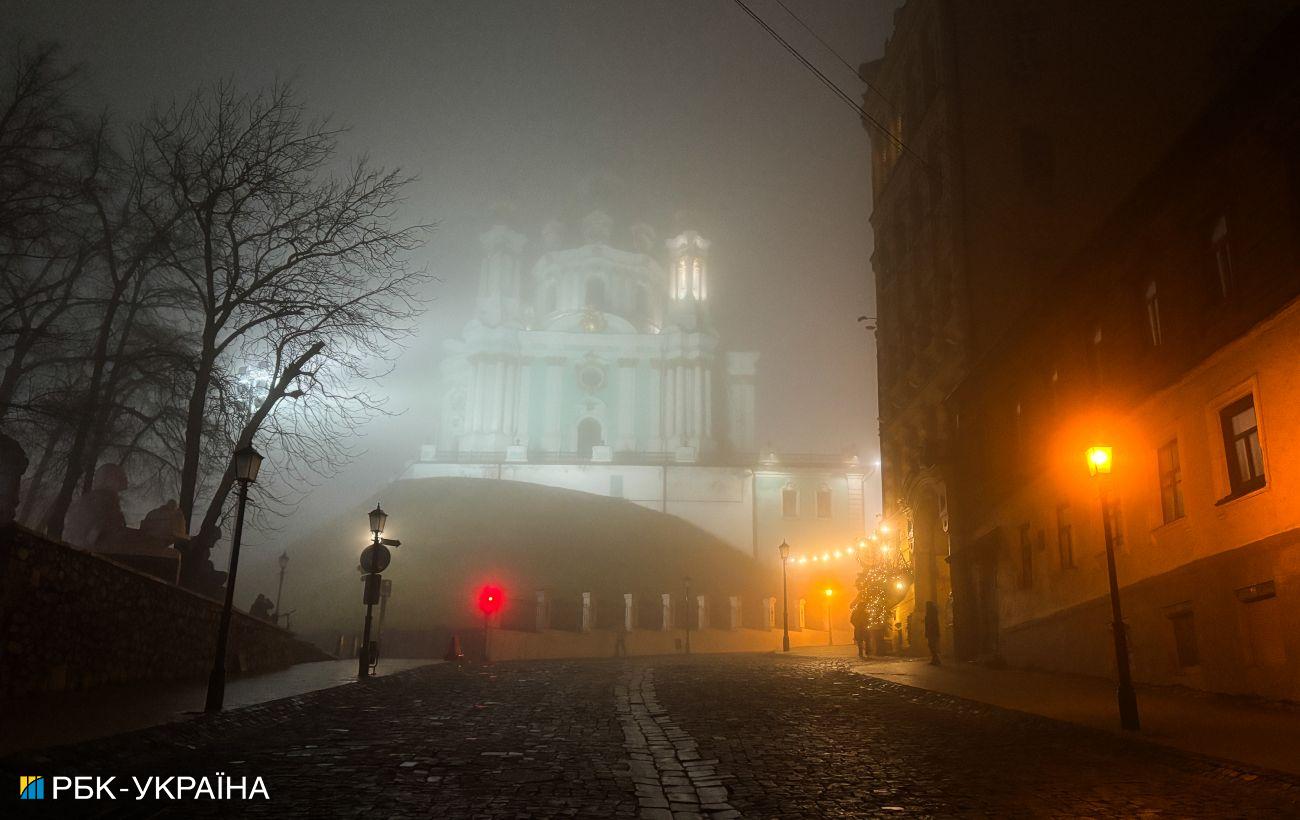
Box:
[646,361,662,452]
[544,356,565,452]
[501,360,516,439]
[693,361,704,446]
[673,362,685,446]
[662,360,675,444]
[469,357,484,434]
[514,360,531,444]
[703,366,713,444]
[618,358,636,451]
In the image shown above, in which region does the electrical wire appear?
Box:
[770,0,896,111]
[732,0,930,174]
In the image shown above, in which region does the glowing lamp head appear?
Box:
[1086,446,1113,477]
[880,523,891,535]
[477,585,504,616]
[823,588,834,598]
[857,537,868,549]
[233,444,264,484]
[895,580,906,590]
[368,503,388,535]
[778,540,791,561]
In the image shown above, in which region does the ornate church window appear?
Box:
[816,485,832,518]
[782,484,799,518]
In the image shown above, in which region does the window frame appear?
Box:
[1219,393,1266,499]
[815,485,832,519]
[781,485,799,518]
[1157,439,1185,524]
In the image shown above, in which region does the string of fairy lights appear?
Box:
[786,524,899,567]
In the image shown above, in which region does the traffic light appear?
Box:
[477,585,504,616]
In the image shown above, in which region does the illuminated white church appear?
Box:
[402,210,878,558]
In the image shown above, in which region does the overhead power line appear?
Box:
[732,0,930,173]
[769,0,896,111]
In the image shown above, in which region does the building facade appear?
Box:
[947,13,1300,698]
[404,211,878,562]
[858,0,1297,656]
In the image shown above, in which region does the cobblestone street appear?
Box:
[7,654,1299,818]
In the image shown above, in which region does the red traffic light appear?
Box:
[477,585,504,616]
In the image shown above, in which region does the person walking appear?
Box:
[850,601,871,659]
[924,600,942,665]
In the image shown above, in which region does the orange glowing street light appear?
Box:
[1086,445,1114,477]
[1086,444,1139,731]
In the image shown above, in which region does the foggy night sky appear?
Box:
[4,0,895,596]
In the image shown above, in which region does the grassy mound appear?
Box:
[283,477,767,633]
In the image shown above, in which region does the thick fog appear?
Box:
[5,0,891,608]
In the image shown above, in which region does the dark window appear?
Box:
[816,486,832,519]
[782,487,798,518]
[1220,395,1266,496]
[1018,523,1033,589]
[1056,504,1074,568]
[1158,439,1185,524]
[1168,607,1199,668]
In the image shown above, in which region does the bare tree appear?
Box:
[137,82,429,536]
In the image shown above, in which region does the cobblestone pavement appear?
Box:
[5,654,1299,818]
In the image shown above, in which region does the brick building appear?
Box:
[948,12,1300,698]
[859,0,1297,654]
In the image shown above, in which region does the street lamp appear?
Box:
[273,550,289,627]
[824,588,834,646]
[205,443,263,713]
[358,502,399,680]
[778,541,791,652]
[1087,444,1140,731]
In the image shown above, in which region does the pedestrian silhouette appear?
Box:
[924,600,941,665]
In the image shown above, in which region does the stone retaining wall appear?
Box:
[0,525,331,699]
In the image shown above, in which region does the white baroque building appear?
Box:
[402,211,879,559]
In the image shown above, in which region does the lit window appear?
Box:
[1145,281,1162,346]
[692,258,702,299]
[782,485,798,518]
[1056,504,1073,568]
[1220,394,1265,496]
[816,486,832,519]
[1211,215,1233,298]
[1157,439,1185,524]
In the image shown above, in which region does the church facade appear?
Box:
[401,211,878,561]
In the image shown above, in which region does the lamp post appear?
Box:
[778,541,791,652]
[824,588,834,646]
[357,503,393,680]
[1087,445,1141,731]
[204,444,263,713]
[683,576,692,654]
[273,550,289,627]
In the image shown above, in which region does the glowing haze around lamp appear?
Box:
[1086,446,1113,477]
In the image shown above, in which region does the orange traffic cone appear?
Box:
[444,634,464,661]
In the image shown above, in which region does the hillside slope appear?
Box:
[283,477,769,633]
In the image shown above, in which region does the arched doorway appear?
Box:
[577,417,602,459]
